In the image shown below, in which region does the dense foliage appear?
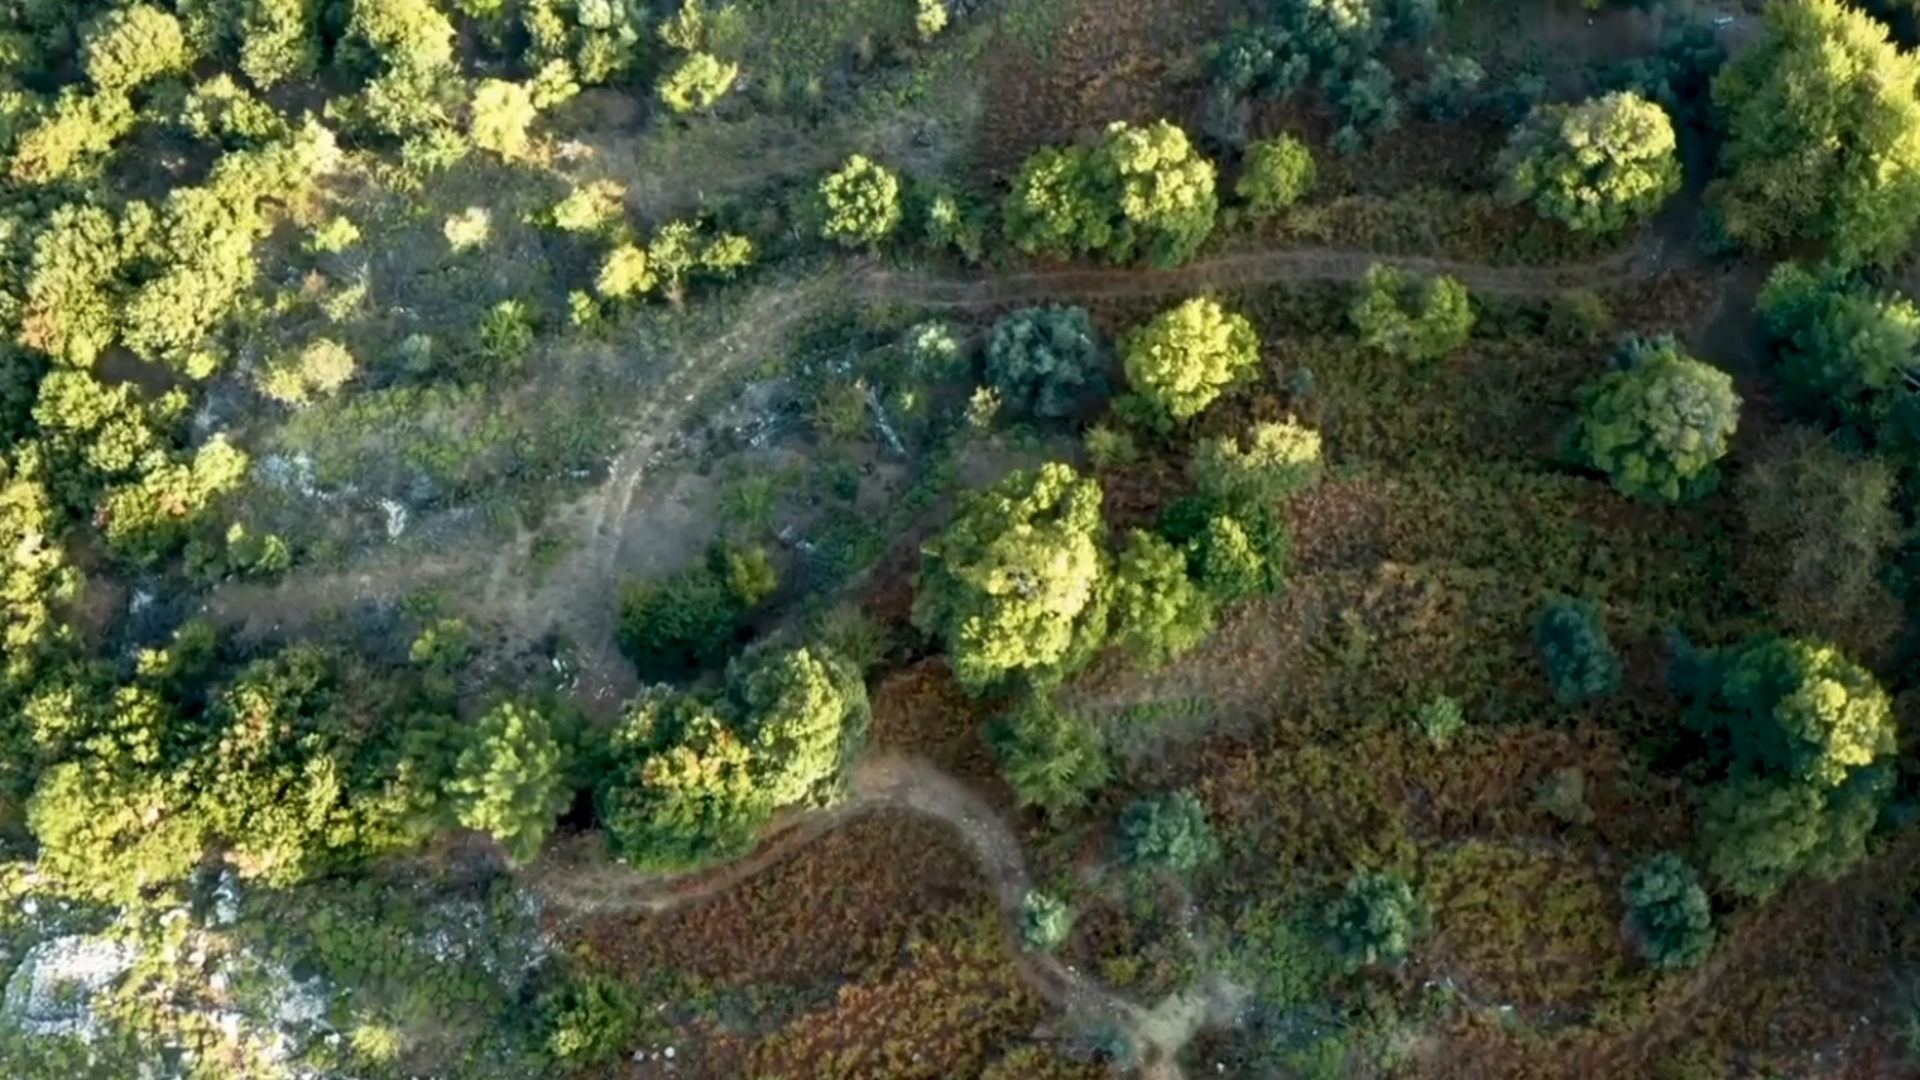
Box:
[1122,297,1261,426]
[1570,336,1740,503]
[449,701,573,866]
[1004,120,1220,269]
[1534,599,1622,707]
[1710,0,1920,265]
[1105,530,1217,669]
[990,694,1111,819]
[1348,263,1474,361]
[983,306,1103,419]
[1327,869,1428,968]
[1499,91,1681,233]
[1622,853,1715,970]
[1755,261,1920,438]
[1118,789,1220,875]
[1236,135,1316,213]
[820,155,903,248]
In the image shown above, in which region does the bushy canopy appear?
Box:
[450,701,572,865]
[1236,135,1316,213]
[82,4,190,93]
[991,694,1110,819]
[1348,263,1474,361]
[1191,419,1324,506]
[984,306,1102,419]
[1499,91,1681,233]
[912,463,1108,694]
[1122,297,1260,425]
[820,155,903,247]
[1004,120,1219,269]
[658,52,737,114]
[1118,789,1220,875]
[1105,530,1216,669]
[1327,868,1428,968]
[1621,853,1714,970]
[1019,891,1072,951]
[1699,768,1887,901]
[1709,0,1920,266]
[1533,598,1622,706]
[1756,261,1920,436]
[1570,336,1739,503]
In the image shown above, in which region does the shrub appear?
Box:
[1186,513,1274,600]
[1349,263,1474,360]
[617,569,744,680]
[1698,769,1886,901]
[1412,694,1464,749]
[1236,136,1316,213]
[1570,336,1739,503]
[984,306,1103,419]
[1004,120,1219,269]
[916,0,949,41]
[658,52,737,113]
[1084,424,1139,468]
[1622,853,1715,970]
[259,338,357,406]
[820,155,902,248]
[1191,419,1324,506]
[1499,91,1682,233]
[469,78,539,159]
[1534,599,1622,706]
[83,4,189,93]
[449,701,572,865]
[1327,869,1427,967]
[1415,52,1485,121]
[1122,297,1261,426]
[912,463,1107,694]
[1118,790,1220,875]
[1020,891,1072,951]
[444,207,491,251]
[1106,530,1217,669]
[991,694,1111,818]
[477,299,535,370]
[536,970,639,1066]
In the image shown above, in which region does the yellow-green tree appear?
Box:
[1122,297,1260,425]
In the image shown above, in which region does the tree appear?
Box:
[1004,120,1219,269]
[82,5,189,93]
[1675,634,1894,790]
[1106,530,1216,669]
[1412,693,1465,748]
[658,52,737,114]
[912,463,1107,694]
[1327,868,1428,968]
[983,306,1102,419]
[1755,261,1920,436]
[1621,853,1714,970]
[469,79,538,160]
[729,645,870,808]
[819,155,903,248]
[449,701,571,865]
[1534,599,1622,706]
[1019,891,1072,951]
[1191,419,1324,506]
[1236,135,1315,213]
[1122,297,1260,425]
[1118,790,1220,875]
[259,338,356,405]
[9,88,136,185]
[1709,0,1920,266]
[1570,335,1739,503]
[595,243,654,300]
[1349,263,1474,361]
[597,689,773,872]
[1736,428,1905,659]
[617,553,760,680]
[1698,769,1887,901]
[342,0,459,136]
[1498,92,1681,233]
[990,695,1111,819]
[536,969,638,1067]
[1185,512,1277,600]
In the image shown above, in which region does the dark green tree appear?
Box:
[449,700,572,866]
[1570,336,1739,503]
[1533,599,1622,706]
[1327,868,1428,968]
[597,689,773,872]
[991,694,1110,819]
[1621,852,1715,970]
[1118,789,1220,875]
[984,306,1103,419]
[1755,261,1920,436]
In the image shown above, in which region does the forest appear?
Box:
[3,0,1920,1077]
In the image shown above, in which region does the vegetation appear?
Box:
[1534,599,1622,707]
[1349,263,1475,361]
[1005,120,1220,269]
[821,155,904,248]
[1118,790,1220,876]
[984,306,1103,419]
[1237,135,1316,213]
[1327,869,1428,969]
[1019,891,1072,952]
[1622,853,1715,971]
[1570,336,1740,503]
[1499,91,1682,233]
[1122,297,1261,426]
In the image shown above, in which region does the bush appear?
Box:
[991,694,1111,818]
[1621,853,1714,970]
[1186,512,1276,600]
[1004,120,1219,269]
[1118,789,1220,875]
[1499,91,1682,233]
[1412,694,1464,749]
[1570,336,1739,503]
[984,306,1102,419]
[1349,263,1474,360]
[1122,297,1261,426]
[1236,136,1315,213]
[1019,891,1072,951]
[1191,419,1324,506]
[536,970,639,1066]
[83,4,189,93]
[820,155,902,248]
[1698,769,1886,901]
[617,568,745,680]
[1106,530,1217,669]
[658,51,737,113]
[1327,869,1427,967]
[450,701,572,865]
[1534,599,1622,706]
[469,78,538,159]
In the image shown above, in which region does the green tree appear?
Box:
[82,4,189,93]
[1004,120,1219,269]
[617,565,746,680]
[1736,428,1905,659]
[9,88,136,185]
[912,463,1108,694]
[1698,768,1887,900]
[1534,599,1622,706]
[535,969,639,1066]
[1755,261,1920,436]
[1709,0,1920,266]
[819,155,903,248]
[1236,135,1316,213]
[984,306,1103,419]
[1019,891,1072,951]
[1498,91,1681,233]
[1106,530,1216,669]
[1122,297,1260,425]
[658,51,737,114]
[1327,868,1428,968]
[1348,263,1474,361]
[449,701,572,866]
[729,645,870,808]
[1675,633,1895,789]
[595,243,654,300]
[597,689,773,872]
[469,79,538,159]
[1185,512,1276,600]
[990,694,1110,819]
[1570,335,1739,503]
[1191,419,1324,506]
[1118,789,1220,875]
[1622,853,1714,970]
[1412,693,1465,749]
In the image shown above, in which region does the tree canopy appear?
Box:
[1349,263,1474,361]
[1122,297,1260,425]
[1004,120,1220,269]
[1709,0,1920,266]
[1499,91,1681,233]
[984,306,1103,419]
[820,155,903,248]
[1570,336,1739,503]
[450,701,573,865]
